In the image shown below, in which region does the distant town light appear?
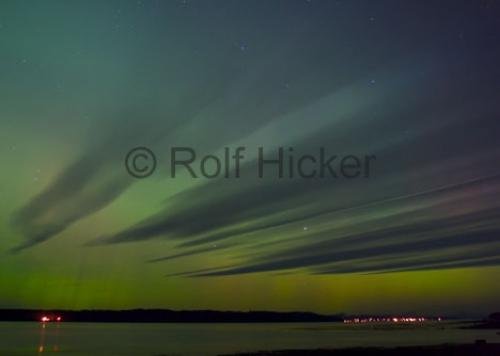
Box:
[40,315,62,323]
[343,316,440,324]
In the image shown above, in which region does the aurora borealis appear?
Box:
[1,0,500,316]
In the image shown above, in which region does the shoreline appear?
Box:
[221,342,500,356]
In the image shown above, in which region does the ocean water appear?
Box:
[0,321,499,355]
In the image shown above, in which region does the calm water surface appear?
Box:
[1,321,499,355]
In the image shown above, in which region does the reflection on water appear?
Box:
[0,321,499,356]
[38,322,60,353]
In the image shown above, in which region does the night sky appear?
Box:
[1,0,500,316]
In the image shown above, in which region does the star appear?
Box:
[237,42,248,52]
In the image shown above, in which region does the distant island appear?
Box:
[0,309,343,323]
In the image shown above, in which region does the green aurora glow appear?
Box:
[1,0,500,316]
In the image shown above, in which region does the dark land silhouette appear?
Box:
[222,342,500,356]
[0,309,342,323]
[466,312,500,329]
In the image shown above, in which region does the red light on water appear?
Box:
[56,316,62,322]
[41,316,50,323]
